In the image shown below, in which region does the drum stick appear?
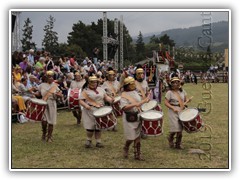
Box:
[184,96,193,105]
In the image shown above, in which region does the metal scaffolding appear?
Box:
[102,12,108,61]
[102,12,123,71]
[114,18,119,71]
[11,11,21,53]
[119,15,124,71]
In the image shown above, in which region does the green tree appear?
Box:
[149,35,161,44]
[21,18,36,51]
[67,18,133,61]
[159,34,175,47]
[135,31,145,62]
[42,15,59,55]
[206,45,212,66]
[67,20,102,57]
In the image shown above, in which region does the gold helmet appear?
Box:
[136,68,144,74]
[123,76,135,85]
[171,77,180,83]
[74,71,81,81]
[88,75,98,89]
[106,70,116,81]
[108,70,115,75]
[74,72,80,76]
[135,68,144,81]
[46,70,54,76]
[88,75,98,82]
[123,76,136,91]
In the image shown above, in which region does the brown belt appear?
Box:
[171,104,180,107]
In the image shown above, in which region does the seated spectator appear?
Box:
[60,56,70,73]
[27,49,35,66]
[35,57,45,71]
[18,77,37,102]
[27,75,39,89]
[12,65,22,82]
[19,56,29,71]
[12,77,26,112]
[56,76,68,104]
[45,56,54,71]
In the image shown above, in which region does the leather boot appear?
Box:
[134,142,145,161]
[41,121,48,141]
[77,110,82,125]
[175,132,184,149]
[46,124,54,143]
[141,131,147,139]
[77,118,81,125]
[112,125,118,132]
[73,111,81,125]
[123,140,132,158]
[168,132,175,148]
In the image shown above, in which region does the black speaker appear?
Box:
[12,15,16,32]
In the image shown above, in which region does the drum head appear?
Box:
[114,96,121,103]
[31,98,47,105]
[179,108,199,122]
[141,100,157,112]
[68,88,81,106]
[140,110,163,120]
[93,106,113,117]
[68,88,80,96]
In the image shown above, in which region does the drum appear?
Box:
[141,100,162,112]
[140,110,163,136]
[68,88,81,110]
[25,98,47,121]
[93,106,117,129]
[112,96,123,116]
[179,108,203,133]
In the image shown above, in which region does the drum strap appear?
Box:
[107,81,117,97]
[121,92,142,112]
[42,84,58,101]
[81,90,100,107]
[135,81,146,99]
[172,91,184,110]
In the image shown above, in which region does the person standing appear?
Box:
[92,47,100,65]
[164,77,190,149]
[101,67,120,98]
[27,49,35,67]
[120,76,150,160]
[79,75,114,148]
[134,68,149,99]
[38,71,63,142]
[101,67,121,131]
[69,72,86,125]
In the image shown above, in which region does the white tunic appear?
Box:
[165,90,187,132]
[79,87,106,130]
[120,91,141,140]
[38,83,60,125]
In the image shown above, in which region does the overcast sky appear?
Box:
[18,10,229,48]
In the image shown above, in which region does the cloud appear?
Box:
[18,10,228,48]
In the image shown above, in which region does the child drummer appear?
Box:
[164,76,191,149]
[38,71,63,142]
[101,67,121,131]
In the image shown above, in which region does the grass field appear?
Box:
[11,83,229,169]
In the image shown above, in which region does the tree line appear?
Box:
[21,15,176,65]
[21,15,218,70]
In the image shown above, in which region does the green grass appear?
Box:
[11,83,229,169]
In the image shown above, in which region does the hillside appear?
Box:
[133,21,229,52]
